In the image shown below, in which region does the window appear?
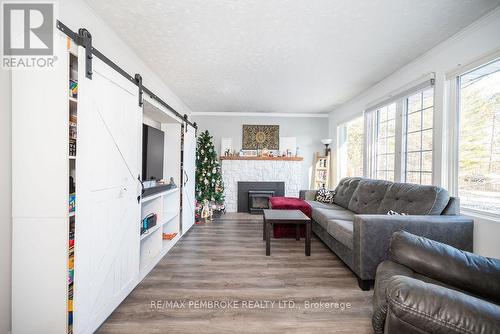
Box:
[375,103,396,181]
[403,88,434,185]
[338,115,364,178]
[366,80,435,184]
[458,59,500,215]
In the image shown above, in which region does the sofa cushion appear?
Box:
[348,179,392,214]
[333,177,362,209]
[326,220,354,250]
[312,208,355,230]
[377,182,450,215]
[305,200,345,211]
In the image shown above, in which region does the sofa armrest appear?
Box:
[299,190,318,201]
[385,275,500,334]
[352,215,473,280]
[390,230,500,304]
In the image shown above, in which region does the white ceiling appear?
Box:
[85,0,500,114]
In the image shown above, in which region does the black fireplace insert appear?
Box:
[248,190,275,214]
[237,181,285,213]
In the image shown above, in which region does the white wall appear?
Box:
[471,215,500,258]
[0,68,12,334]
[328,8,500,258]
[2,1,194,333]
[191,115,329,190]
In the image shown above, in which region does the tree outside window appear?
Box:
[338,116,364,178]
[459,59,500,215]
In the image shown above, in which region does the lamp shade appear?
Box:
[321,138,333,145]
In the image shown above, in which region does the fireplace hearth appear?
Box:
[237,181,285,213]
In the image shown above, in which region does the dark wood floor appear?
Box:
[98,213,373,334]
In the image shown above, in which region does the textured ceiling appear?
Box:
[85,0,500,114]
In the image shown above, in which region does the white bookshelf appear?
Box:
[139,188,181,271]
[139,100,183,279]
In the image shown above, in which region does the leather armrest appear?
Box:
[390,230,500,304]
[352,215,473,280]
[372,261,414,334]
[385,275,500,334]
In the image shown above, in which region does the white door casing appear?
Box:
[182,127,196,233]
[74,50,142,334]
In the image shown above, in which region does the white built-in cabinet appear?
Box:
[12,32,196,334]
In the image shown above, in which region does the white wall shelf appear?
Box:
[141,187,179,204]
[140,224,161,241]
[162,211,179,225]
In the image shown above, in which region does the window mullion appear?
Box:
[394,100,404,182]
[447,77,460,196]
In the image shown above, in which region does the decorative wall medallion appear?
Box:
[242,125,279,150]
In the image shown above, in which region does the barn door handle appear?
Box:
[137,174,144,203]
[184,170,189,186]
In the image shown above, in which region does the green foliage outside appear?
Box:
[345,116,364,177]
[459,68,500,214]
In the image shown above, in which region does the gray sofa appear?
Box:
[299,177,474,290]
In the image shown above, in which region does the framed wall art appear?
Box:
[242,125,279,150]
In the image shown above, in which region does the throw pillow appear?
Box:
[316,188,335,203]
[387,210,408,216]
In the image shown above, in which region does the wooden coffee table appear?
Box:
[262,209,311,256]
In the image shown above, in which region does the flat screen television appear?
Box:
[142,124,164,181]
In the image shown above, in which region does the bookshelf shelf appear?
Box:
[162,211,179,225]
[140,224,161,241]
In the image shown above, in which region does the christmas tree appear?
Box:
[195,130,225,205]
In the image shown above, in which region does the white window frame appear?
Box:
[446,52,500,220]
[374,102,399,181]
[365,77,435,183]
[401,88,435,185]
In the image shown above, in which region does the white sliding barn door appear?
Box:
[74,52,142,334]
[182,128,196,233]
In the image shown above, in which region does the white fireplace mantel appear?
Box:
[221,158,302,212]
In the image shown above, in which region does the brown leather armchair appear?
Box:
[372,231,500,334]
